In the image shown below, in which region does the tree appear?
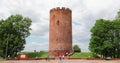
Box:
[73,45,81,52]
[0,14,32,58]
[89,10,120,58]
[89,19,113,58]
[0,50,3,57]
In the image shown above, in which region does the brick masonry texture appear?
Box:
[49,7,72,55]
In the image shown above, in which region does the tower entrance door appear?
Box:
[55,51,65,57]
[54,50,69,57]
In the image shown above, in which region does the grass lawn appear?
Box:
[38,52,49,58]
[22,52,100,58]
[70,52,100,58]
[22,52,48,58]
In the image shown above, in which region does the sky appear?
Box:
[0,0,120,52]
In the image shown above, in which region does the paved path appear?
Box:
[0,60,120,63]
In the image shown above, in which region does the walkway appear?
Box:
[0,60,120,63]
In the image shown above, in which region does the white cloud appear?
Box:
[24,41,48,52]
[0,0,120,52]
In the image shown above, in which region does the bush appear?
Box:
[73,45,81,52]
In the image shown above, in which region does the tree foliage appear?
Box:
[0,14,32,58]
[89,10,120,58]
[73,45,81,52]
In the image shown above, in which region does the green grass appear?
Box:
[22,52,48,58]
[70,52,100,58]
[22,52,100,58]
[38,52,49,58]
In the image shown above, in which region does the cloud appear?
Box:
[0,0,120,52]
[24,41,48,52]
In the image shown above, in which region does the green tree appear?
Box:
[0,14,32,58]
[0,50,3,57]
[112,14,120,58]
[89,10,120,58]
[89,19,112,58]
[73,45,81,52]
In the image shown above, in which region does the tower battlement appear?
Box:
[50,7,71,12]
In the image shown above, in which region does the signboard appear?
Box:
[18,54,28,60]
[20,54,25,58]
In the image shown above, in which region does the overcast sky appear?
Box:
[0,0,120,52]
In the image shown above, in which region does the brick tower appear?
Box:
[49,7,72,56]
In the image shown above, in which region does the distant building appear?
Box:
[49,7,72,56]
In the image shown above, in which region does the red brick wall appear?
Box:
[49,7,72,56]
[18,54,28,60]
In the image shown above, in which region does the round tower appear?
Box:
[49,7,72,56]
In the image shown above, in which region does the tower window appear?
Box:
[56,38,58,41]
[57,20,59,25]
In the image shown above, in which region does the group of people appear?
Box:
[45,55,65,61]
[59,55,64,60]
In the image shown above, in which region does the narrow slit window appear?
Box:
[57,20,59,25]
